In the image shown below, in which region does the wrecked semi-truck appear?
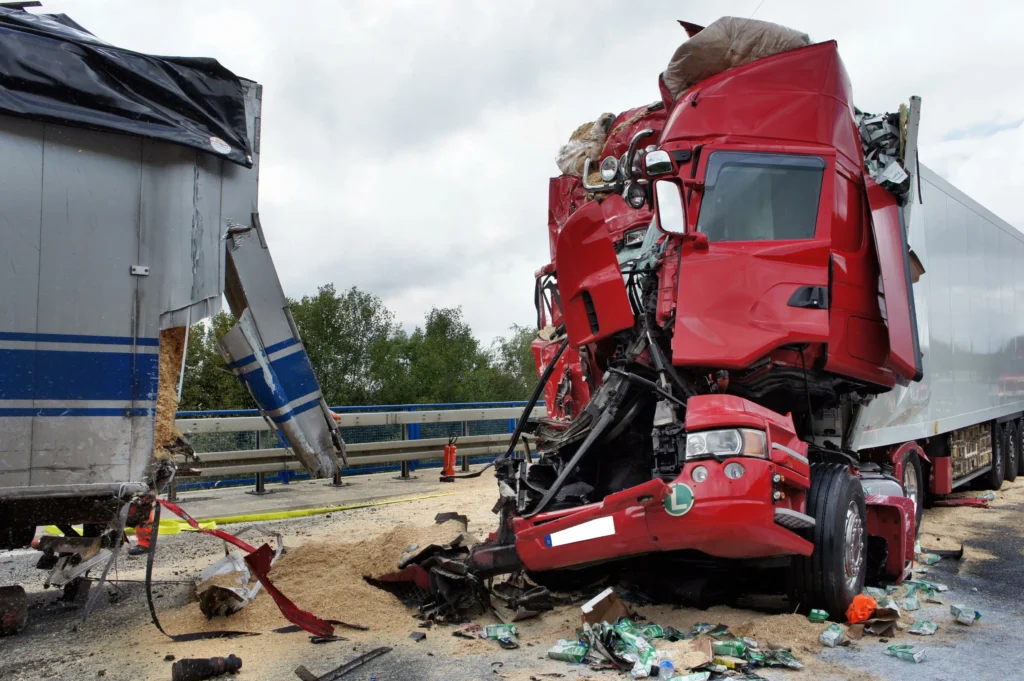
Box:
[0,8,343,630]
[393,18,1024,620]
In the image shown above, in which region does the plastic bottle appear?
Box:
[658,659,675,677]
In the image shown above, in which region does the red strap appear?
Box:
[245,544,334,637]
[157,499,258,553]
[156,499,334,637]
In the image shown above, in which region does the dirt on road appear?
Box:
[2,472,1024,681]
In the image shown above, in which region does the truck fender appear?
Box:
[886,441,928,482]
[864,494,915,582]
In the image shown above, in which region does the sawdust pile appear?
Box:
[732,613,826,651]
[161,520,467,635]
[154,326,187,456]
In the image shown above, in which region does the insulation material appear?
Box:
[154,327,187,459]
[856,107,912,200]
[555,113,615,177]
[663,17,810,100]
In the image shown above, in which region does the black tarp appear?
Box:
[0,8,253,166]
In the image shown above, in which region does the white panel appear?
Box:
[546,516,616,547]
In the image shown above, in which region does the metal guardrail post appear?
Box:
[247,431,274,496]
[461,420,470,471]
[395,423,416,480]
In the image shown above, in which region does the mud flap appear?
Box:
[866,178,923,383]
[217,220,344,478]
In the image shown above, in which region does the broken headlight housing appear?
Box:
[685,428,766,459]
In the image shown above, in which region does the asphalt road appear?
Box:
[2,474,1023,681]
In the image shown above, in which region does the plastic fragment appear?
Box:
[909,621,937,636]
[820,623,845,648]
[808,609,829,622]
[847,593,877,623]
[547,639,589,663]
[884,644,927,663]
[950,604,982,626]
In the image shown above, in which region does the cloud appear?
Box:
[43,1,1024,343]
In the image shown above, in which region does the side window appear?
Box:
[697,152,826,242]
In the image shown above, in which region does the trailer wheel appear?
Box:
[983,422,1005,491]
[1005,422,1019,483]
[789,463,867,615]
[900,451,924,535]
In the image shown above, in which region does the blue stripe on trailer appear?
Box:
[225,337,299,370]
[0,407,154,417]
[0,331,160,346]
[269,350,320,402]
[0,349,159,401]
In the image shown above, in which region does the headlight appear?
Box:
[600,156,618,182]
[692,465,708,483]
[685,429,767,459]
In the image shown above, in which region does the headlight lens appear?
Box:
[599,156,618,182]
[692,465,709,483]
[685,429,767,459]
[724,462,746,479]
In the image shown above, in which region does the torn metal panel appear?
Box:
[218,226,344,478]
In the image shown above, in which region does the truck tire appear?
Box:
[1005,422,1019,483]
[900,450,924,535]
[983,422,1005,491]
[789,463,867,616]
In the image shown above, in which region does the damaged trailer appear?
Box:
[0,5,344,631]
[393,17,1024,620]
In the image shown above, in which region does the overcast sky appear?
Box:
[45,0,1024,343]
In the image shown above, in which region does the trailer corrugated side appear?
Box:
[0,82,262,508]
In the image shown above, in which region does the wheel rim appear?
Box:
[844,501,865,590]
[903,463,919,510]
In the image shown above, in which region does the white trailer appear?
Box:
[853,165,1024,494]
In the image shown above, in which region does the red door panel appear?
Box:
[865,178,923,383]
[554,199,634,348]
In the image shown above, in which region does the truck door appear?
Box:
[670,149,833,369]
[217,221,345,478]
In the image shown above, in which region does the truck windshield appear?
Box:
[697,152,825,242]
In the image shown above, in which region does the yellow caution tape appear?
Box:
[42,492,456,539]
[196,491,458,526]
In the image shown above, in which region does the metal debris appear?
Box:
[293,647,391,681]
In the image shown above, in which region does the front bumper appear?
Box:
[513,458,813,572]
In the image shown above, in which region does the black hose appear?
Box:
[524,407,615,518]
[453,336,569,479]
[607,368,687,408]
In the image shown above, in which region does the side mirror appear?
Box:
[645,150,673,176]
[654,180,686,234]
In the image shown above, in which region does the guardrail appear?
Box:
[170,403,543,498]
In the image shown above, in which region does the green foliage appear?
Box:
[179,311,250,411]
[179,286,539,411]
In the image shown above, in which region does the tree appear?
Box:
[179,312,251,411]
[403,307,495,403]
[178,285,541,411]
[486,324,539,400]
[289,284,401,406]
